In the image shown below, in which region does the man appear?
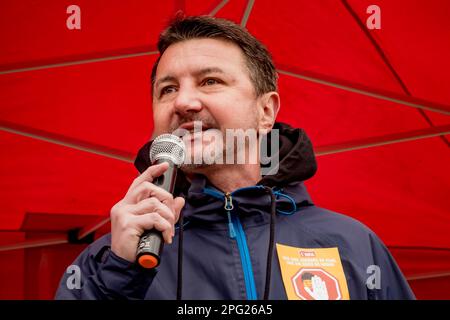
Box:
[56,15,414,300]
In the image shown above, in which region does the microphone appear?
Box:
[136,134,186,269]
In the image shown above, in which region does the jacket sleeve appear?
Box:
[55,234,156,300]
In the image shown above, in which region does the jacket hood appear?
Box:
[258,122,317,187]
[134,122,317,190]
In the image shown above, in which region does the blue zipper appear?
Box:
[203,186,262,300]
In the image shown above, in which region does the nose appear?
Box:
[173,85,203,116]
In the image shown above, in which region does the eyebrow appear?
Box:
[194,67,225,77]
[154,75,176,90]
[154,67,226,89]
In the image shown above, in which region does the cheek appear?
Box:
[206,95,257,129]
[152,107,173,132]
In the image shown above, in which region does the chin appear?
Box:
[180,163,213,176]
[181,152,227,174]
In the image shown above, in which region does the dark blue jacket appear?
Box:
[55,123,415,300]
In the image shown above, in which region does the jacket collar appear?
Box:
[179,174,313,227]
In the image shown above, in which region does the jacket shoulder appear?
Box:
[288,206,415,299]
[296,206,378,244]
[291,205,393,268]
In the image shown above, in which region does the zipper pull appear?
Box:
[224,192,234,211]
[227,211,236,239]
[225,192,236,239]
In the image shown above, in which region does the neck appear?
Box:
[186,163,262,193]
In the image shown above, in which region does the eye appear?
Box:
[202,78,221,86]
[160,85,177,97]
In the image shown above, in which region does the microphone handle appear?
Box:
[136,160,178,269]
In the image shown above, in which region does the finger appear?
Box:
[130,197,178,236]
[133,213,173,244]
[320,279,327,291]
[124,179,174,204]
[311,276,318,290]
[128,162,169,191]
[130,197,175,220]
[129,192,184,220]
[314,276,322,289]
[128,197,175,219]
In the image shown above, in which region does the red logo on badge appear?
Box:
[292,268,342,300]
[299,251,316,257]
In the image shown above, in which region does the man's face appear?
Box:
[152,38,266,170]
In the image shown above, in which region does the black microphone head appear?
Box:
[149,134,186,167]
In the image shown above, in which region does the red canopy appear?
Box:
[0,0,449,299]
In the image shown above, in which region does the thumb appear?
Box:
[304,287,315,299]
[173,197,186,218]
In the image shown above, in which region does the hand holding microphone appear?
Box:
[110,134,186,268]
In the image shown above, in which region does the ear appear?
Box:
[257,91,280,132]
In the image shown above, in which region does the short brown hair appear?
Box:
[151,15,278,96]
